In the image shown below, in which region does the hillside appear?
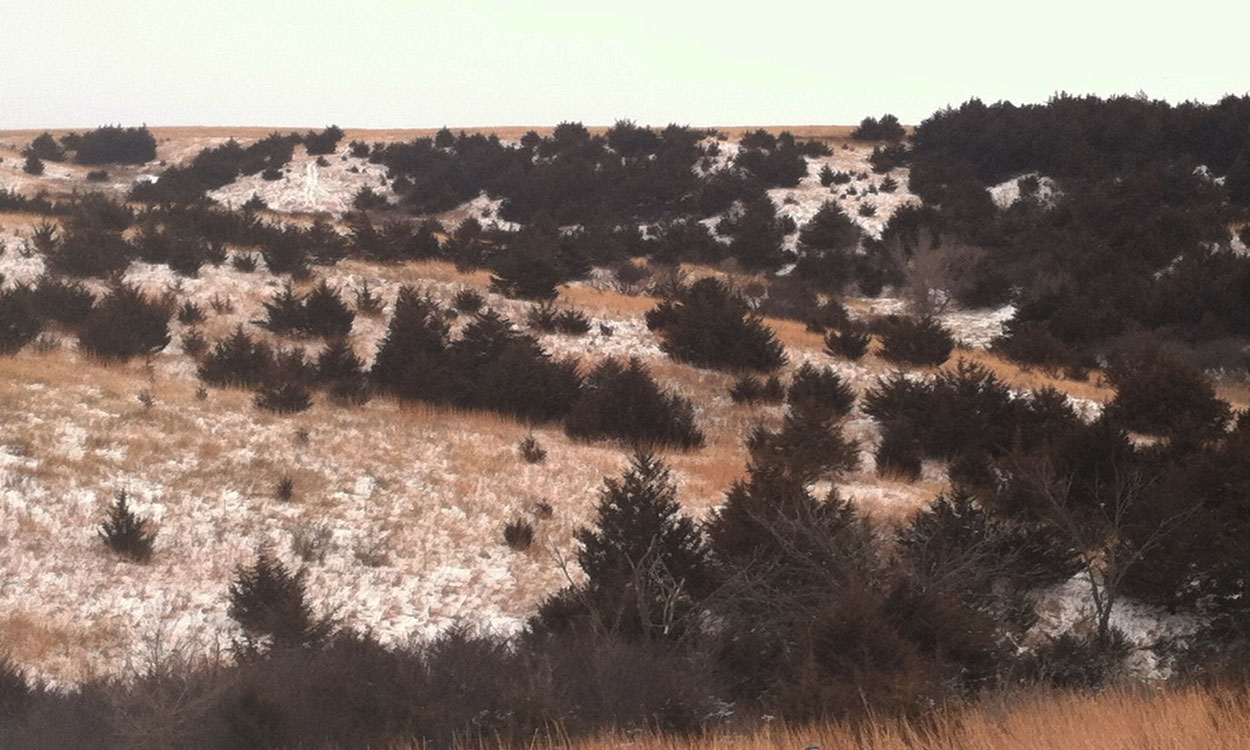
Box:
[3,105,1250,748]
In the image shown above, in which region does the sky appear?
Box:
[3,0,1249,129]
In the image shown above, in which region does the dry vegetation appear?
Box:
[453,687,1250,750]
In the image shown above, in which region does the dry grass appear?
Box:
[459,686,1250,750]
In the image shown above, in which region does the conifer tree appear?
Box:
[227,550,331,656]
[78,284,170,361]
[98,491,156,563]
[300,280,354,339]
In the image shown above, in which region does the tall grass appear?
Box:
[472,686,1250,750]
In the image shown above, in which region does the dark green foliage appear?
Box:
[199,327,275,387]
[646,277,786,373]
[785,362,855,419]
[259,283,305,334]
[503,519,535,551]
[300,280,354,339]
[24,132,65,162]
[65,125,156,164]
[535,454,710,641]
[451,287,484,313]
[1105,349,1230,440]
[729,374,784,405]
[876,315,955,367]
[852,114,906,142]
[227,551,332,655]
[177,300,205,325]
[368,287,451,401]
[232,253,258,272]
[798,201,861,253]
[23,154,44,175]
[566,357,704,449]
[43,225,132,278]
[733,130,813,188]
[303,125,345,155]
[489,221,580,300]
[77,284,170,361]
[824,326,871,360]
[717,194,794,271]
[255,382,313,414]
[746,404,859,482]
[98,491,155,563]
[0,288,41,354]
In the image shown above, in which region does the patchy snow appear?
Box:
[939,304,1016,348]
[208,146,392,215]
[989,172,1061,209]
[1032,575,1204,678]
[435,192,521,232]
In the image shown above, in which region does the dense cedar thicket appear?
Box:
[77,284,171,361]
[62,125,157,165]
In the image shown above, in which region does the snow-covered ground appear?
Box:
[989,172,1061,209]
[208,146,393,215]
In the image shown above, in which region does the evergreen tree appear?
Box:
[199,326,275,387]
[645,277,787,373]
[0,288,41,355]
[300,280,355,338]
[566,357,704,449]
[369,286,451,401]
[227,550,332,656]
[78,284,170,361]
[98,490,156,563]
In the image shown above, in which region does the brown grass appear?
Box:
[449,686,1250,750]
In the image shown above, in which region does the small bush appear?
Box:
[291,521,333,564]
[786,362,855,419]
[199,327,274,387]
[518,434,547,463]
[300,280,354,339]
[353,281,384,316]
[730,374,763,404]
[276,476,295,502]
[825,326,871,360]
[181,328,207,357]
[646,277,787,373]
[85,169,109,181]
[303,125,345,156]
[452,288,485,313]
[503,519,535,551]
[876,315,955,367]
[177,300,205,325]
[255,381,312,414]
[23,154,44,176]
[98,490,156,563]
[232,253,259,272]
[747,406,860,482]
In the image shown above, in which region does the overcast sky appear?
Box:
[4,0,1248,129]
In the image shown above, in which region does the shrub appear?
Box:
[518,434,547,463]
[747,405,860,482]
[1024,629,1131,689]
[177,300,205,325]
[729,375,763,404]
[303,125,345,156]
[300,280,354,339]
[876,315,955,367]
[369,287,451,400]
[451,288,485,313]
[565,357,704,449]
[199,327,275,387]
[98,490,155,562]
[313,338,365,386]
[78,285,170,361]
[67,125,157,164]
[255,382,313,414]
[799,201,861,252]
[22,154,44,176]
[786,362,855,419]
[353,281,384,316]
[503,519,535,551]
[553,308,592,335]
[1105,349,1230,440]
[0,288,41,354]
[181,328,207,357]
[232,253,259,272]
[646,277,787,373]
[85,169,109,181]
[24,132,66,162]
[875,421,923,481]
[825,326,871,360]
[29,273,95,322]
[852,114,906,142]
[227,551,332,655]
[44,226,132,278]
[275,476,295,502]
